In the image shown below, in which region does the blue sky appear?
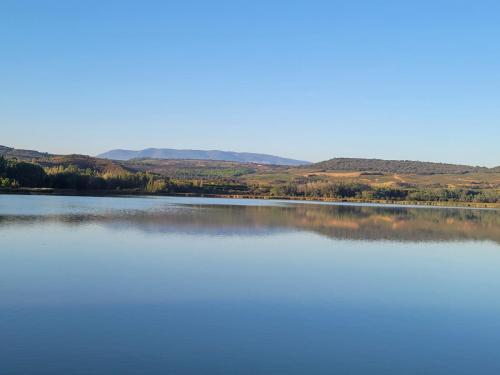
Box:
[1,0,499,166]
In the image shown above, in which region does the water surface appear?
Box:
[1,195,500,374]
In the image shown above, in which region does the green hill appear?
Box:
[307,158,490,175]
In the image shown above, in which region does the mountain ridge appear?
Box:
[97,148,310,166]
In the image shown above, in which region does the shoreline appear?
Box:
[1,187,499,209]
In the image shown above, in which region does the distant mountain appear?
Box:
[98,148,310,166]
[308,158,491,175]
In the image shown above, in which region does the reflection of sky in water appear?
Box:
[0,194,182,215]
[0,195,290,216]
[1,195,500,374]
[1,195,499,243]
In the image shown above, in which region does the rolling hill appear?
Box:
[0,146,129,175]
[0,145,52,160]
[2,145,498,176]
[97,148,310,166]
[108,152,498,175]
[307,158,491,175]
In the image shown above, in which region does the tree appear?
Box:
[7,161,46,187]
[0,156,6,176]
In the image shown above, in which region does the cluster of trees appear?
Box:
[0,157,170,192]
[270,181,368,198]
[269,180,500,203]
[44,166,249,194]
[0,156,46,187]
[44,165,170,192]
[0,157,251,195]
[405,188,500,203]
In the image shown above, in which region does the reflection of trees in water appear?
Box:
[1,204,499,244]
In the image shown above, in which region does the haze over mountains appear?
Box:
[98,148,310,166]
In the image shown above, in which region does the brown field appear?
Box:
[241,166,500,190]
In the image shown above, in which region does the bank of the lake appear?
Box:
[1,187,499,209]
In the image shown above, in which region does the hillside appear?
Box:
[41,155,130,175]
[0,145,52,160]
[0,146,129,175]
[98,148,310,166]
[307,158,490,175]
[123,158,283,179]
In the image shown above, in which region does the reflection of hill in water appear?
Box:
[1,203,499,244]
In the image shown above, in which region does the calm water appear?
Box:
[1,195,500,374]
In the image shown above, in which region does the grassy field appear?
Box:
[240,165,500,190]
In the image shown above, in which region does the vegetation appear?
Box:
[268,180,500,204]
[126,159,258,179]
[0,156,251,195]
[1,146,500,206]
[0,156,46,187]
[309,158,491,174]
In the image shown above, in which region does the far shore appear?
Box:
[1,187,499,210]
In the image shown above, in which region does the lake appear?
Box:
[1,195,500,374]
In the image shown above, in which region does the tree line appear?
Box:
[0,156,249,194]
[269,180,500,203]
[1,156,499,203]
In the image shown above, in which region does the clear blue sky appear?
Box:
[1,0,499,166]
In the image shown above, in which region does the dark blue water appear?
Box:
[1,195,500,374]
